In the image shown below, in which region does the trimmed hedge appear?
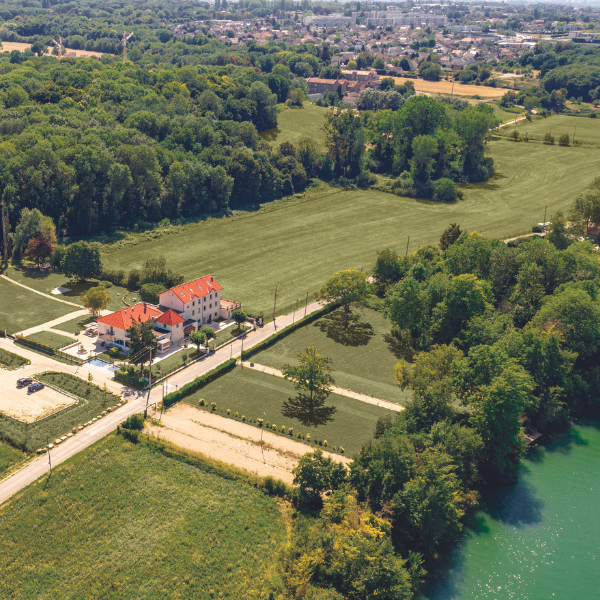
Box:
[15,335,54,354]
[163,359,236,408]
[241,303,337,361]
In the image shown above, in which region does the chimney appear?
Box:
[211,275,214,282]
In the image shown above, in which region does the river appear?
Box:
[423,422,600,599]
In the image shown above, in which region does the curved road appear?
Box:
[0,301,323,505]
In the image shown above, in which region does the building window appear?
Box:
[192,310,195,315]
[203,297,206,302]
[209,303,212,308]
[215,312,217,317]
[192,300,195,306]
[210,294,212,299]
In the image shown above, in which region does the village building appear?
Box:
[306,78,348,95]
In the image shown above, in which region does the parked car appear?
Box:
[17,377,33,387]
[27,382,44,393]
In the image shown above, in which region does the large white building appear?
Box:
[353,11,447,27]
[302,14,356,27]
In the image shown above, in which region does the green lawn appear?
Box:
[4,267,129,312]
[252,306,411,404]
[260,103,329,151]
[25,331,76,350]
[0,440,27,478]
[183,366,395,456]
[0,347,30,370]
[1,372,122,452]
[0,434,285,599]
[499,113,600,145]
[0,276,77,335]
[53,314,94,334]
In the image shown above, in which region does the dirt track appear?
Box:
[145,403,352,485]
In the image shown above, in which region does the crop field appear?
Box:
[0,434,285,599]
[0,276,76,335]
[388,76,505,98]
[252,306,411,404]
[260,103,329,151]
[101,116,594,320]
[0,41,104,57]
[0,372,121,451]
[182,366,395,456]
[25,331,76,350]
[0,347,30,370]
[4,267,129,312]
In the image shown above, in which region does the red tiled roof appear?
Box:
[161,275,223,304]
[155,309,185,326]
[97,303,162,331]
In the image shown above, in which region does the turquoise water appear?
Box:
[424,423,600,600]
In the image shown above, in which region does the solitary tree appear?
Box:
[282,347,336,427]
[198,325,216,348]
[25,234,55,268]
[127,318,159,375]
[62,241,102,281]
[292,448,347,507]
[439,223,463,251]
[80,286,112,318]
[230,309,247,331]
[571,189,600,235]
[189,329,207,353]
[315,270,368,327]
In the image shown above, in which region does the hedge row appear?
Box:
[241,303,337,361]
[15,335,54,354]
[14,337,84,365]
[162,358,237,408]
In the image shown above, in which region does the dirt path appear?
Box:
[504,231,545,243]
[495,114,528,129]
[242,361,403,412]
[146,404,352,485]
[0,274,81,308]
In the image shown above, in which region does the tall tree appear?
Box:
[80,286,112,318]
[316,270,368,327]
[25,234,55,268]
[62,242,102,281]
[127,318,159,375]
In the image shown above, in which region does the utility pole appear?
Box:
[304,291,308,318]
[240,333,244,368]
[47,437,52,474]
[145,346,152,417]
[272,284,278,329]
[405,236,410,257]
[574,126,576,143]
[544,205,547,230]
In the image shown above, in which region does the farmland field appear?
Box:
[0,434,285,599]
[252,306,411,404]
[388,76,505,98]
[101,117,596,319]
[182,366,396,456]
[4,267,129,313]
[0,276,76,335]
[260,103,329,151]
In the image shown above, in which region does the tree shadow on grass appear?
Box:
[313,310,375,347]
[282,392,337,428]
[383,332,414,362]
[259,127,282,143]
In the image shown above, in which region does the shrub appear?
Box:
[339,447,345,454]
[318,440,322,446]
[288,428,293,436]
[532,224,542,233]
[127,269,141,290]
[227,409,230,415]
[140,282,167,304]
[271,423,277,430]
[333,446,337,451]
[297,432,303,439]
[543,133,555,145]
[306,433,311,442]
[281,425,286,433]
[433,178,458,203]
[235,412,239,418]
[211,402,217,411]
[242,415,246,421]
[99,280,113,288]
[257,418,263,426]
[122,414,144,431]
[199,398,205,406]
[558,133,570,147]
[590,112,597,118]
[323,440,328,447]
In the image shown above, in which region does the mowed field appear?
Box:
[0,435,286,599]
[260,103,329,151]
[102,118,599,318]
[0,276,76,335]
[252,306,412,404]
[500,113,600,145]
[0,41,104,58]
[388,76,505,98]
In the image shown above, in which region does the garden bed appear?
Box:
[0,347,30,370]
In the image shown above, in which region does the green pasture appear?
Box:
[0,276,76,335]
[0,440,27,478]
[54,314,94,334]
[0,372,121,452]
[182,366,395,456]
[25,331,76,351]
[4,267,129,313]
[102,112,595,320]
[499,114,600,146]
[0,435,285,599]
[252,306,410,404]
[0,347,30,370]
[260,103,329,151]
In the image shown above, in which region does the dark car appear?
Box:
[17,377,33,387]
[27,382,44,393]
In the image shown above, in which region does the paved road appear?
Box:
[0,301,324,505]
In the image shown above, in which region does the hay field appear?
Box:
[0,41,103,58]
[260,103,330,151]
[388,76,505,98]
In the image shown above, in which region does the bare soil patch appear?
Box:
[146,403,351,485]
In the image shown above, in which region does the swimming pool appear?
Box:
[86,358,119,374]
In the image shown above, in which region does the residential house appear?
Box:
[97,303,163,351]
[306,78,348,94]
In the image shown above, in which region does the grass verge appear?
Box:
[181,366,395,456]
[0,434,286,599]
[53,314,94,334]
[0,347,30,370]
[0,372,122,452]
[0,440,27,478]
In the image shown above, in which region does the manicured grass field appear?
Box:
[0,347,30,370]
[0,276,76,335]
[0,372,121,452]
[0,440,27,478]
[25,331,76,350]
[4,267,129,312]
[0,434,285,599]
[252,306,410,404]
[260,103,329,151]
[183,366,395,456]
[53,314,94,334]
